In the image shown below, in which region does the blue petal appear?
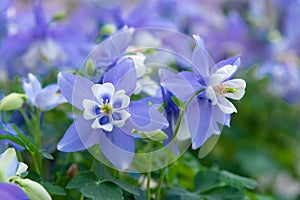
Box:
[35,84,66,111]
[192,35,214,78]
[185,98,211,149]
[0,183,29,200]
[160,69,203,101]
[100,128,135,170]
[58,72,94,110]
[89,27,134,69]
[57,116,101,152]
[123,101,169,132]
[22,73,42,105]
[102,58,137,96]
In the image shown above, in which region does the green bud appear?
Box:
[0,93,26,111]
[85,58,96,76]
[9,176,52,200]
[100,24,117,35]
[52,11,66,21]
[137,129,168,142]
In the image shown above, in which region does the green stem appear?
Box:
[146,142,153,200]
[32,153,41,175]
[66,152,74,164]
[35,108,42,147]
[155,88,204,200]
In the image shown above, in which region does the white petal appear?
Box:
[0,148,18,182]
[126,52,146,77]
[217,96,237,114]
[224,79,246,100]
[111,90,130,109]
[206,65,237,86]
[82,99,99,120]
[91,116,113,132]
[16,162,28,175]
[112,110,131,127]
[205,86,217,105]
[92,83,115,104]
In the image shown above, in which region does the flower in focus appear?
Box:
[160,35,246,149]
[57,58,168,169]
[22,73,66,111]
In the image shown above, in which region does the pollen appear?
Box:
[101,103,112,114]
[213,84,228,95]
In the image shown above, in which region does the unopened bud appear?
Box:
[0,93,26,111]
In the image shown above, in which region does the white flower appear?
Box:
[204,64,246,114]
[83,82,131,132]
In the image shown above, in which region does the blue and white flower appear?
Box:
[57,58,168,169]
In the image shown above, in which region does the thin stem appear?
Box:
[32,153,41,175]
[146,142,153,200]
[35,108,42,147]
[19,109,31,128]
[146,171,151,200]
[155,88,204,200]
[66,152,74,164]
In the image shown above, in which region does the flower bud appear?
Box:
[85,58,95,76]
[0,93,26,111]
[100,24,117,36]
[9,176,52,200]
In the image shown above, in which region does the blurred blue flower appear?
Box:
[0,0,96,77]
[57,58,168,169]
[0,183,29,200]
[257,61,300,104]
[0,0,10,43]
[160,35,245,149]
[22,73,66,111]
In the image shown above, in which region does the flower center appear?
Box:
[213,84,228,95]
[213,84,236,96]
[101,103,112,115]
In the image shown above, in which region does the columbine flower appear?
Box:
[160,35,246,149]
[22,73,66,111]
[57,58,168,169]
[0,148,52,200]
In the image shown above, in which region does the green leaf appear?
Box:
[40,151,54,160]
[171,96,184,108]
[220,171,257,190]
[201,186,244,200]
[42,182,66,196]
[93,162,112,180]
[66,171,97,189]
[166,187,203,200]
[194,169,222,193]
[81,181,123,200]
[107,179,140,195]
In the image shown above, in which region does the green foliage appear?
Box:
[66,162,140,200]
[165,164,258,200]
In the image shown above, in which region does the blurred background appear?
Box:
[1,0,300,199]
